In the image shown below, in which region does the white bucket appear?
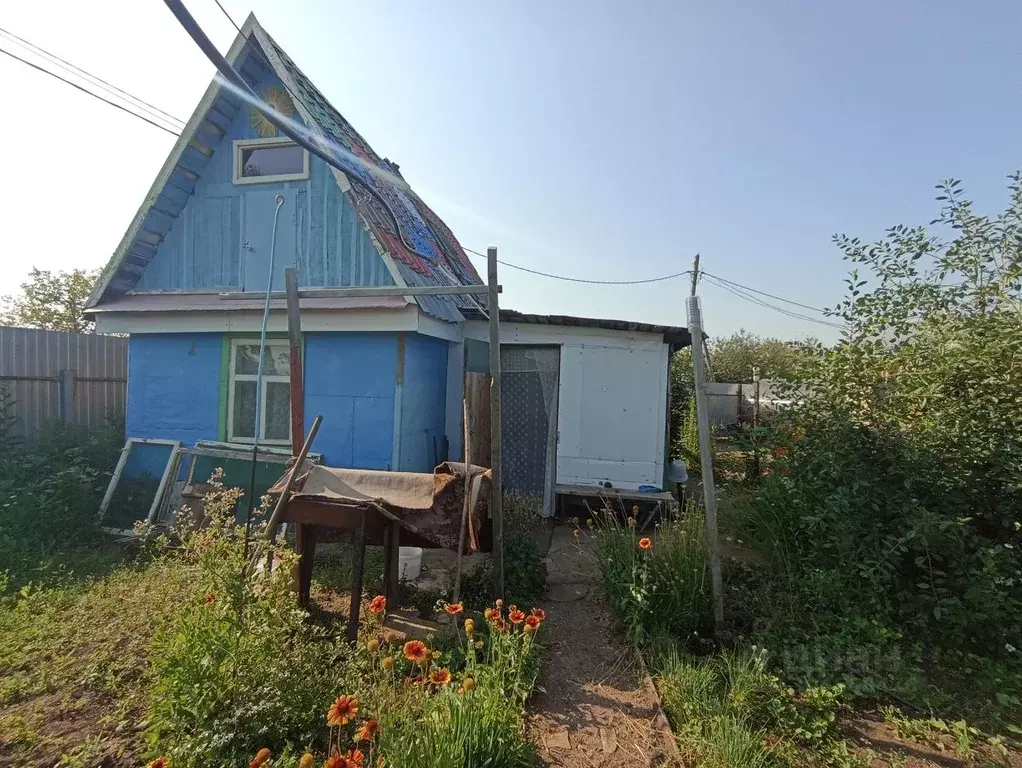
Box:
[398,546,423,582]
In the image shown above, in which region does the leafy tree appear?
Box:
[739,174,1022,660]
[1,267,98,333]
[707,330,818,382]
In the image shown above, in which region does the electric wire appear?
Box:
[702,274,845,329]
[0,25,186,129]
[702,270,827,313]
[0,45,180,136]
[463,247,691,285]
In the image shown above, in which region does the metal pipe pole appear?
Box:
[687,294,725,631]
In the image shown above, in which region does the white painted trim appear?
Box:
[232,137,310,185]
[416,312,463,342]
[226,339,292,445]
[95,305,423,335]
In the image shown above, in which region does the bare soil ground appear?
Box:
[526,525,678,767]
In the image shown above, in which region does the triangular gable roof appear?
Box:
[88,14,482,322]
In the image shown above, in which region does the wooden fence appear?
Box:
[0,326,127,440]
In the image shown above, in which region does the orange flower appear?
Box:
[347,749,365,767]
[146,760,170,768]
[327,694,359,726]
[323,757,346,768]
[444,602,464,615]
[530,607,546,621]
[403,640,428,663]
[405,674,424,686]
[368,595,387,614]
[429,667,452,685]
[204,591,215,605]
[299,754,314,768]
[638,537,652,551]
[509,608,525,625]
[249,748,271,768]
[383,630,401,645]
[491,617,507,632]
[355,718,379,741]
[525,614,541,630]
[773,446,788,458]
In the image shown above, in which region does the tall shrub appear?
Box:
[738,175,1022,656]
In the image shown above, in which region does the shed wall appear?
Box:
[395,333,448,471]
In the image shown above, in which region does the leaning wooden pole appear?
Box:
[284,268,305,456]
[687,292,725,631]
[487,247,504,599]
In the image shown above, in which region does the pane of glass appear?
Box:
[241,144,304,177]
[232,380,257,439]
[235,344,288,376]
[265,381,291,441]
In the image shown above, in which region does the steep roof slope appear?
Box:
[89,14,482,322]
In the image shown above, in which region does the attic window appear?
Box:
[232,137,309,185]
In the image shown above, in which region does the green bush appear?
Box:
[0,386,124,591]
[460,492,546,610]
[593,499,711,646]
[144,474,350,767]
[734,176,1022,661]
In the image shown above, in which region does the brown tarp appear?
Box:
[275,462,491,552]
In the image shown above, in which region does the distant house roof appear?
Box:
[88,14,481,323]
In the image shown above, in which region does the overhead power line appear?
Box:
[463,247,691,285]
[702,274,844,329]
[702,271,827,313]
[0,45,181,137]
[0,25,186,129]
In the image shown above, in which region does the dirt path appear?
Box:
[526,525,677,767]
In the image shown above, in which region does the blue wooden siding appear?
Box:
[124,331,451,472]
[136,71,393,292]
[396,334,448,471]
[303,333,397,469]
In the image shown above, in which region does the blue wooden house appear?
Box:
[87,14,689,510]
[86,14,481,473]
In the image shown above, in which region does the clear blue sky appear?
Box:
[2,0,1019,342]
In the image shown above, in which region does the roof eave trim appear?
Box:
[87,16,259,309]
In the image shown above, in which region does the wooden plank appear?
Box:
[487,247,504,599]
[218,285,497,300]
[285,268,305,455]
[384,521,401,609]
[347,509,367,645]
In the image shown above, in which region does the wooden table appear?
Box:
[283,499,406,645]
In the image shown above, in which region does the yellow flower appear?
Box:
[462,676,475,691]
[464,618,474,633]
[382,655,394,671]
[474,640,484,649]
[299,754,314,768]
[367,638,380,653]
[249,748,271,768]
[627,516,637,528]
[146,759,170,768]
[431,649,442,660]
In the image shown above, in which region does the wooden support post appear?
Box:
[453,398,471,604]
[687,290,725,632]
[347,509,367,646]
[285,268,304,455]
[384,520,401,609]
[487,247,504,600]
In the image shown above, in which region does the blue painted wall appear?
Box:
[124,331,449,473]
[397,334,448,472]
[304,333,397,469]
[135,70,393,292]
[125,333,222,478]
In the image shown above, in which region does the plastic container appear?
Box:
[398,546,423,582]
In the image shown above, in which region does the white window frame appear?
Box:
[227,339,292,445]
[232,137,310,185]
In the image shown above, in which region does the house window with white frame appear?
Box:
[232,137,310,185]
[228,340,291,443]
